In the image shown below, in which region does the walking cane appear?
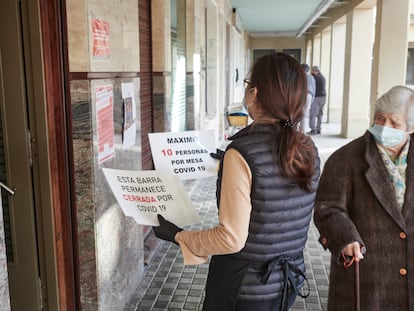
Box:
[342,250,364,311]
[354,260,360,311]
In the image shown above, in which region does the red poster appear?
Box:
[96,85,115,164]
[92,18,110,57]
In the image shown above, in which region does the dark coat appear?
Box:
[314,132,414,311]
[312,72,326,97]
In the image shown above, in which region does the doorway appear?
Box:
[282,48,301,61]
[0,0,60,309]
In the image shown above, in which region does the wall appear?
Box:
[66,0,143,310]
[249,36,307,63]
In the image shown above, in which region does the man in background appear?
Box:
[301,64,315,133]
[308,66,326,135]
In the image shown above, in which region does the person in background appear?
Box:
[301,64,315,134]
[313,85,414,311]
[153,52,320,311]
[308,66,326,135]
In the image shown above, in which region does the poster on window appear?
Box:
[96,84,115,164]
[102,168,201,226]
[92,18,110,58]
[121,82,137,149]
[148,130,218,180]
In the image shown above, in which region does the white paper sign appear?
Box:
[102,168,201,226]
[148,130,217,180]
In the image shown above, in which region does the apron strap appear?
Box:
[260,253,310,311]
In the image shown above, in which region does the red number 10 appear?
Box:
[161,149,173,156]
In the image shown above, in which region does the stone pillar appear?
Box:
[217,3,228,137]
[186,0,200,129]
[328,19,346,123]
[206,3,219,117]
[370,0,411,115]
[185,0,206,131]
[152,0,172,132]
[342,8,375,138]
[305,39,312,66]
[312,33,321,67]
[320,28,331,123]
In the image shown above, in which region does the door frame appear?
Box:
[34,0,79,309]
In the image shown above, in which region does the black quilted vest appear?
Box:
[216,123,320,301]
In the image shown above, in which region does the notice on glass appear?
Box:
[96,84,115,164]
[121,82,137,149]
[102,168,201,226]
[92,18,110,58]
[148,130,217,180]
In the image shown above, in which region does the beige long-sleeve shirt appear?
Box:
[175,148,252,265]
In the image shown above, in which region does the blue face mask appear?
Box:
[368,124,407,147]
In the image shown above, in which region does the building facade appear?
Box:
[0,0,413,310]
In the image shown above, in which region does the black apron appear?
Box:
[202,254,250,311]
[202,252,309,311]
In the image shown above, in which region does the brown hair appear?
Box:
[249,52,316,192]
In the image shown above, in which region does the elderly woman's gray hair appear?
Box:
[375,85,414,129]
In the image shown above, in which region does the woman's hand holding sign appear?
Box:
[153,214,183,245]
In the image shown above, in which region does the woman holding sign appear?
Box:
[154,52,320,311]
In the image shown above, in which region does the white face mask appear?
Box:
[242,98,254,111]
[241,97,255,118]
[368,124,407,147]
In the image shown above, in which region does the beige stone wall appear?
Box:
[151,0,171,132]
[66,0,140,72]
[249,36,307,62]
[67,0,89,71]
[152,0,171,72]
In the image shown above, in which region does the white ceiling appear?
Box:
[228,0,365,37]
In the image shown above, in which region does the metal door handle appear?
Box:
[0,182,15,195]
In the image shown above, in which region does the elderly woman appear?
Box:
[314,85,414,311]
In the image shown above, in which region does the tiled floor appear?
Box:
[124,123,353,311]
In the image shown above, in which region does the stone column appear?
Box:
[185,0,203,130]
[206,2,219,117]
[312,33,321,67]
[342,8,375,138]
[328,19,346,123]
[370,0,411,115]
[152,0,172,132]
[320,28,331,123]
